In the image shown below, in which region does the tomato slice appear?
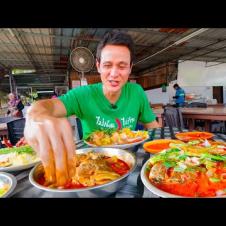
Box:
[109,159,130,175]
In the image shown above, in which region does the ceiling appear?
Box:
[1,28,226,92]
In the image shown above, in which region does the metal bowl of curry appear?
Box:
[29,147,137,197]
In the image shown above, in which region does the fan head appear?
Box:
[70,47,94,73]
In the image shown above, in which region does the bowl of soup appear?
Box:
[29,147,137,197]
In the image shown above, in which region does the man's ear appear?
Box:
[96,59,101,73]
[129,63,133,74]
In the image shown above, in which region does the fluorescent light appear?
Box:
[134,28,209,66]
[12,69,36,75]
[174,28,209,45]
[37,91,54,93]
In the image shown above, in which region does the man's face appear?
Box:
[96,44,132,93]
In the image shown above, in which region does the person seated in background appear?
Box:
[173,83,185,107]
[6,93,24,118]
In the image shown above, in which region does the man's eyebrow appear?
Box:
[118,62,129,65]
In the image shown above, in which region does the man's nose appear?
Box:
[109,67,119,77]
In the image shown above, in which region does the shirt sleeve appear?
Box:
[137,85,156,123]
[58,88,83,118]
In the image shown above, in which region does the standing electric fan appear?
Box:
[70,47,94,86]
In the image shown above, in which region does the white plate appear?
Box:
[0,160,40,172]
[84,135,149,149]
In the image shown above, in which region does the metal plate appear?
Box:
[0,172,17,198]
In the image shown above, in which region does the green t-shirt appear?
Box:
[59,82,156,139]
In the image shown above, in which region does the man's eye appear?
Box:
[103,65,111,68]
[119,66,128,70]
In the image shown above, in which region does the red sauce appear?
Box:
[108,158,130,176]
[146,143,170,151]
[146,166,226,197]
[176,132,213,141]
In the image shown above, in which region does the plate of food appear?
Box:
[29,147,137,197]
[143,139,185,154]
[175,131,214,142]
[0,145,40,172]
[0,172,17,198]
[141,140,226,197]
[84,128,149,149]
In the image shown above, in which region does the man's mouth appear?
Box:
[109,80,119,87]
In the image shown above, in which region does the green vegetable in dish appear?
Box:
[209,177,221,183]
[200,153,226,161]
[0,145,34,155]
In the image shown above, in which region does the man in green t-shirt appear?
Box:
[24,31,160,186]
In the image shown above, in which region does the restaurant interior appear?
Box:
[0,28,226,198]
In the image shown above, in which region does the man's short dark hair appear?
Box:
[173,83,179,89]
[96,30,135,65]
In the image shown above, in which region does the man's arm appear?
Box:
[143,120,160,129]
[27,98,67,119]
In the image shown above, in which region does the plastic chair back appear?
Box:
[164,107,184,131]
[7,118,25,145]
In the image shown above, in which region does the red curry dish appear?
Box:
[175,132,214,142]
[37,151,130,189]
[143,139,184,154]
[145,140,226,197]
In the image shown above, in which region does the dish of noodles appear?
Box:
[175,131,214,142]
[141,139,226,197]
[85,128,149,148]
[30,148,136,192]
[0,145,40,172]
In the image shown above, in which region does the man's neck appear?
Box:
[103,86,121,104]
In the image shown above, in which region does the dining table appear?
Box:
[6,127,226,198]
[181,107,226,131]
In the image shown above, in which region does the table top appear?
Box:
[181,107,226,116]
[153,108,164,115]
[6,127,226,198]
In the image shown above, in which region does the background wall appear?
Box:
[178,60,226,86]
[145,87,170,104]
[145,80,214,104]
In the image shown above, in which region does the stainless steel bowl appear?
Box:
[0,172,17,198]
[29,148,137,198]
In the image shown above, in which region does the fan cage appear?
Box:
[70,47,94,73]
